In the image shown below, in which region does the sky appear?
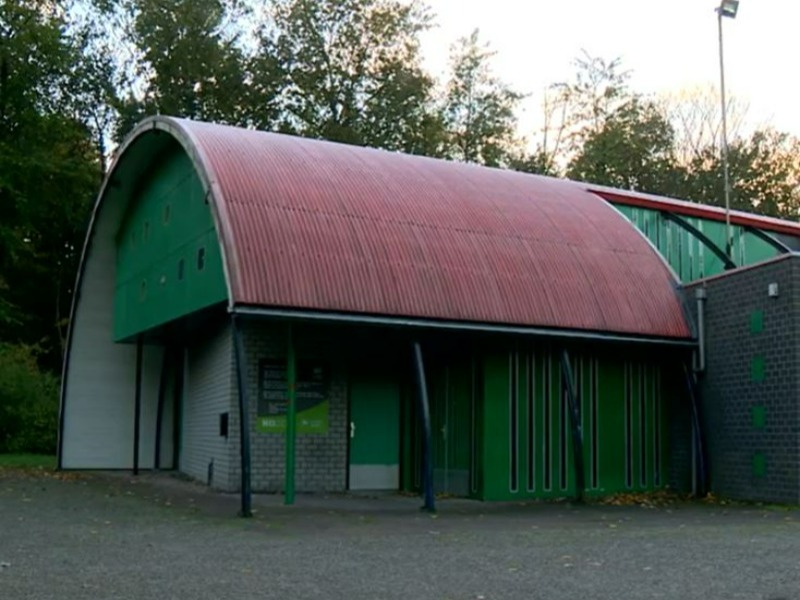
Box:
[419,0,799,140]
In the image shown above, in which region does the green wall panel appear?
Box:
[477,347,671,501]
[113,147,227,340]
[615,204,780,282]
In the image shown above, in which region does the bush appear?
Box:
[0,344,59,454]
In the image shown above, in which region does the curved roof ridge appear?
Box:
[104,116,693,339]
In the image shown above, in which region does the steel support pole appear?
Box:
[285,324,297,506]
[718,10,733,260]
[133,336,143,476]
[413,342,435,512]
[232,316,253,517]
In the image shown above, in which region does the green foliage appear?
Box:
[0,344,59,455]
[443,29,522,167]
[0,453,56,469]
[681,129,800,219]
[567,98,684,196]
[0,1,100,370]
[110,0,250,138]
[270,0,442,153]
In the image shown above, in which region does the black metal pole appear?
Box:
[154,347,170,470]
[172,348,184,471]
[412,342,435,513]
[232,315,253,517]
[560,349,585,503]
[133,336,143,476]
[683,362,708,497]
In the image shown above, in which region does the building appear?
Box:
[58,116,800,512]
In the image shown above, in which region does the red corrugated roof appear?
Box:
[590,185,800,237]
[171,117,691,339]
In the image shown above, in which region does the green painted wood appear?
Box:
[752,356,766,382]
[481,352,511,500]
[595,357,627,494]
[349,377,400,466]
[285,325,296,505]
[752,405,766,429]
[750,311,764,334]
[113,146,227,341]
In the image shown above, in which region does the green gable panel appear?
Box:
[613,204,780,282]
[113,147,227,341]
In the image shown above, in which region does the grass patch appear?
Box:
[0,453,56,470]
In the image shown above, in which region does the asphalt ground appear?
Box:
[1,471,799,600]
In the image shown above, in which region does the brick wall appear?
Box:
[226,321,349,493]
[684,255,800,503]
[180,320,237,491]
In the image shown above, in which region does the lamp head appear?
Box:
[718,0,739,18]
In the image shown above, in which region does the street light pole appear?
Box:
[716,0,739,262]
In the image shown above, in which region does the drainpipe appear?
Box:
[413,342,435,513]
[695,287,707,373]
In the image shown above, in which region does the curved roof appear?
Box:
[108,117,692,339]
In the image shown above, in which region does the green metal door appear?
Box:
[348,377,400,490]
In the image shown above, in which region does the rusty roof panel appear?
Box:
[176,118,691,339]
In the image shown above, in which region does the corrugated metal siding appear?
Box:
[180,322,236,491]
[177,118,690,339]
[61,184,161,469]
[592,187,800,238]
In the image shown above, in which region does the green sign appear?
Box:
[256,359,329,434]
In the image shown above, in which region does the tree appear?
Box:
[682,129,800,220]
[661,85,749,166]
[107,0,251,139]
[0,1,100,370]
[567,98,684,196]
[270,0,444,154]
[443,29,521,167]
[518,51,633,176]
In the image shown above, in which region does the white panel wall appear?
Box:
[61,189,147,469]
[180,322,236,490]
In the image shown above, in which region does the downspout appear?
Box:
[695,287,707,374]
[413,342,436,513]
[559,349,586,503]
[232,315,253,517]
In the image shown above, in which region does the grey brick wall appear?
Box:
[684,255,800,504]
[180,320,237,491]
[226,321,349,493]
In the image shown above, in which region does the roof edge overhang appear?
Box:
[230,304,697,348]
[589,186,800,238]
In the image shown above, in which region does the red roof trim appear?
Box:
[591,188,800,238]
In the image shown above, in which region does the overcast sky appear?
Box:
[419,0,798,139]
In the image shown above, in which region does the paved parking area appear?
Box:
[1,471,799,599]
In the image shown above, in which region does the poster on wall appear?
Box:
[256,359,330,434]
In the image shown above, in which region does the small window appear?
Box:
[177,258,185,281]
[139,279,147,301]
[143,220,150,242]
[163,204,171,224]
[197,247,206,271]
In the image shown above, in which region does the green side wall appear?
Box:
[614,204,779,281]
[113,146,227,341]
[396,341,679,501]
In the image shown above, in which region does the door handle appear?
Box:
[350,422,356,439]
